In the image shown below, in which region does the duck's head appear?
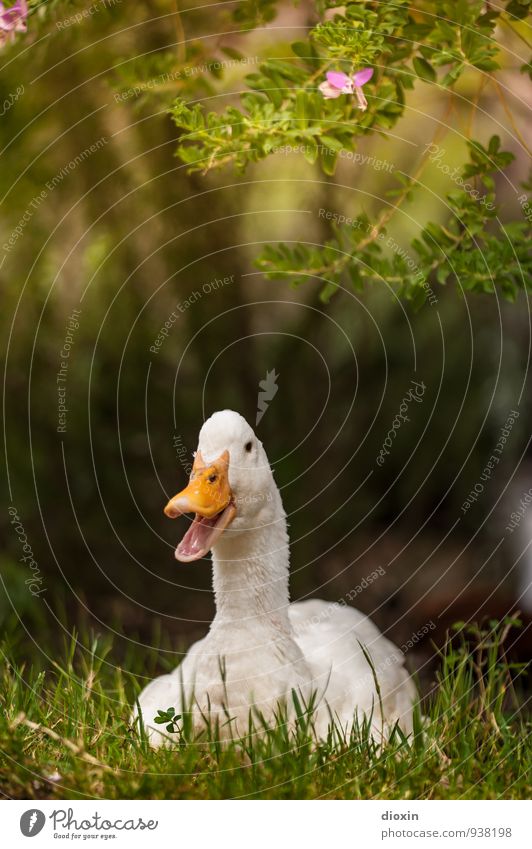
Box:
[165,410,279,562]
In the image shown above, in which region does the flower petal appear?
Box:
[352,67,374,87]
[326,71,353,92]
[319,81,342,99]
[354,87,368,111]
[0,0,28,32]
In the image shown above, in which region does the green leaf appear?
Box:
[260,59,308,84]
[319,145,338,175]
[291,40,320,68]
[413,56,436,82]
[320,134,345,153]
[302,142,319,165]
[320,279,340,303]
[294,90,309,129]
[220,46,245,61]
[441,63,464,87]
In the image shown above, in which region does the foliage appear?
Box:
[0,620,530,799]
[6,1,530,306]
[231,0,279,29]
[170,0,521,173]
[166,0,532,305]
[257,136,532,305]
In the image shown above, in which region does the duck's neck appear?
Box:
[210,510,291,633]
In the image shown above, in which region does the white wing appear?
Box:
[289,599,416,736]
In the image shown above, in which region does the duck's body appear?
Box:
[289,600,415,736]
[136,411,415,745]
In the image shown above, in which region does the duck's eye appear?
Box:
[208,474,217,483]
[245,441,253,453]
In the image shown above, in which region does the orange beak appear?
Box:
[164,450,237,562]
[164,450,232,519]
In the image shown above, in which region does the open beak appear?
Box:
[164,449,237,562]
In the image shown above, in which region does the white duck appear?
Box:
[136,410,415,745]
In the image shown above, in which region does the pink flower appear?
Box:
[319,71,354,99]
[0,0,28,46]
[319,67,373,110]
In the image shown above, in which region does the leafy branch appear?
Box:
[257,137,532,305]
[158,0,532,305]
[170,0,518,176]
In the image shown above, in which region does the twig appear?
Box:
[173,0,186,65]
[491,77,532,158]
[502,17,532,51]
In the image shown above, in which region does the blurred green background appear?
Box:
[1,0,531,675]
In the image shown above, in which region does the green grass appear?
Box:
[0,620,530,800]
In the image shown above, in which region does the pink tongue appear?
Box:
[176,515,216,559]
